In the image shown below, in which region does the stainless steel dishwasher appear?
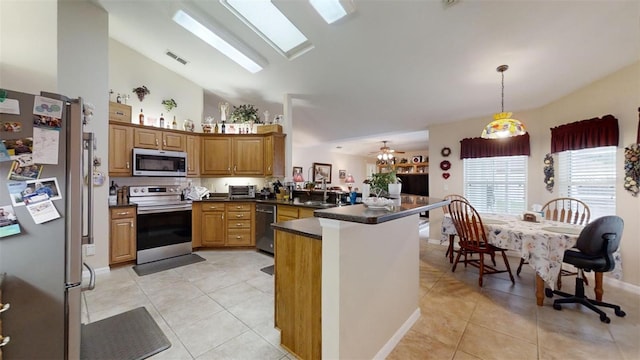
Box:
[256,204,276,255]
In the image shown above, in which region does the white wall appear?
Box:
[109,39,204,130]
[428,61,640,286]
[57,0,109,270]
[0,0,57,93]
[292,147,370,191]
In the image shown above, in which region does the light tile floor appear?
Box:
[83,231,639,360]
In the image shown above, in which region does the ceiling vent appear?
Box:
[166,50,188,65]
[442,0,459,8]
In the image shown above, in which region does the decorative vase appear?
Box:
[388,183,402,196]
[362,184,370,199]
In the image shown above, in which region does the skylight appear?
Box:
[309,0,354,24]
[172,9,264,73]
[221,0,313,60]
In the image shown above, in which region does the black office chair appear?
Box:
[545,215,626,323]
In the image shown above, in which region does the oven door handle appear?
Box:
[137,205,192,214]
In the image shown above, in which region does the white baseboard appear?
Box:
[373,308,421,360]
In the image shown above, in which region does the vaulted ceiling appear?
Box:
[94,0,639,157]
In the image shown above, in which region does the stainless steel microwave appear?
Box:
[132,148,187,177]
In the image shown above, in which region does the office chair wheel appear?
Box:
[553,303,562,311]
[615,309,626,317]
[600,314,611,323]
[545,288,554,298]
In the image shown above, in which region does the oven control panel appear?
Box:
[129,185,182,197]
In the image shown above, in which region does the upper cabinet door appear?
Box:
[264,134,285,178]
[162,132,186,152]
[186,135,200,176]
[233,137,264,175]
[201,137,232,175]
[109,124,133,176]
[133,128,160,149]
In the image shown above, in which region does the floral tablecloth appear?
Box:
[441,214,622,289]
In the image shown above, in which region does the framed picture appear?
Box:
[339,170,346,179]
[293,166,303,177]
[312,162,332,183]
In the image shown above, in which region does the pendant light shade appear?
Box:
[481,65,526,139]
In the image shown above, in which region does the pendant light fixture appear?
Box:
[481,65,526,139]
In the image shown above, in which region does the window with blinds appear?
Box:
[557,146,616,220]
[463,156,527,215]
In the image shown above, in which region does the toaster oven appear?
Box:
[228,185,256,199]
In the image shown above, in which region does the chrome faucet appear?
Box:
[322,178,328,203]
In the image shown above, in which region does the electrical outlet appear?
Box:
[85,244,96,256]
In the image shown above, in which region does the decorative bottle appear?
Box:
[138,109,144,125]
[116,93,122,104]
[214,122,219,134]
[171,116,178,129]
[221,120,226,134]
[159,113,165,128]
[108,181,117,206]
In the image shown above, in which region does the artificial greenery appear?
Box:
[230,104,260,123]
[162,98,178,112]
[365,171,401,197]
[132,86,150,101]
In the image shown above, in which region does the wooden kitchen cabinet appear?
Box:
[201,137,232,175]
[201,135,264,176]
[133,128,186,151]
[186,135,200,176]
[108,123,134,176]
[226,202,255,246]
[192,202,255,248]
[198,202,226,247]
[109,206,136,264]
[233,137,264,175]
[264,134,285,177]
[277,204,300,222]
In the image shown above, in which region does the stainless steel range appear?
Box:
[129,185,192,264]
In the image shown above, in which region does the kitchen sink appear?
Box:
[303,201,336,208]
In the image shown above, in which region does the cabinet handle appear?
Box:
[234,165,237,172]
[117,212,128,216]
[236,214,244,218]
[268,166,271,171]
[0,335,10,347]
[126,161,130,169]
[227,167,230,171]
[222,214,224,220]
[236,236,242,239]
[131,222,134,228]
[0,303,10,313]
[163,140,167,146]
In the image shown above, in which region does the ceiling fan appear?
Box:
[369,141,405,160]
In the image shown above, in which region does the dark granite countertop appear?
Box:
[271,217,322,240]
[109,203,137,209]
[314,195,448,224]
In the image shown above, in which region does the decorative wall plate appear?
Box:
[440,160,451,171]
[442,172,450,179]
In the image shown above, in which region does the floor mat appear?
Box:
[81,307,170,360]
[133,254,205,276]
[260,264,274,275]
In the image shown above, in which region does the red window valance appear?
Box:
[460,133,530,159]
[550,114,619,153]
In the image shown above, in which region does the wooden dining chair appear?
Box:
[442,194,468,263]
[516,197,591,287]
[448,199,515,287]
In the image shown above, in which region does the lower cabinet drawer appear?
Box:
[228,219,251,229]
[227,229,252,246]
[227,211,251,220]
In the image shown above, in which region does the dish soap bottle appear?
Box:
[138,109,145,125]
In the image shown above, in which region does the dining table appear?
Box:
[441,213,622,306]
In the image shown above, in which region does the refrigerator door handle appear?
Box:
[82,132,95,245]
[81,262,95,291]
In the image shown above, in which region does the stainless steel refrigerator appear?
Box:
[0,89,95,359]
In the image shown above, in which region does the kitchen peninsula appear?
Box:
[272,195,449,359]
